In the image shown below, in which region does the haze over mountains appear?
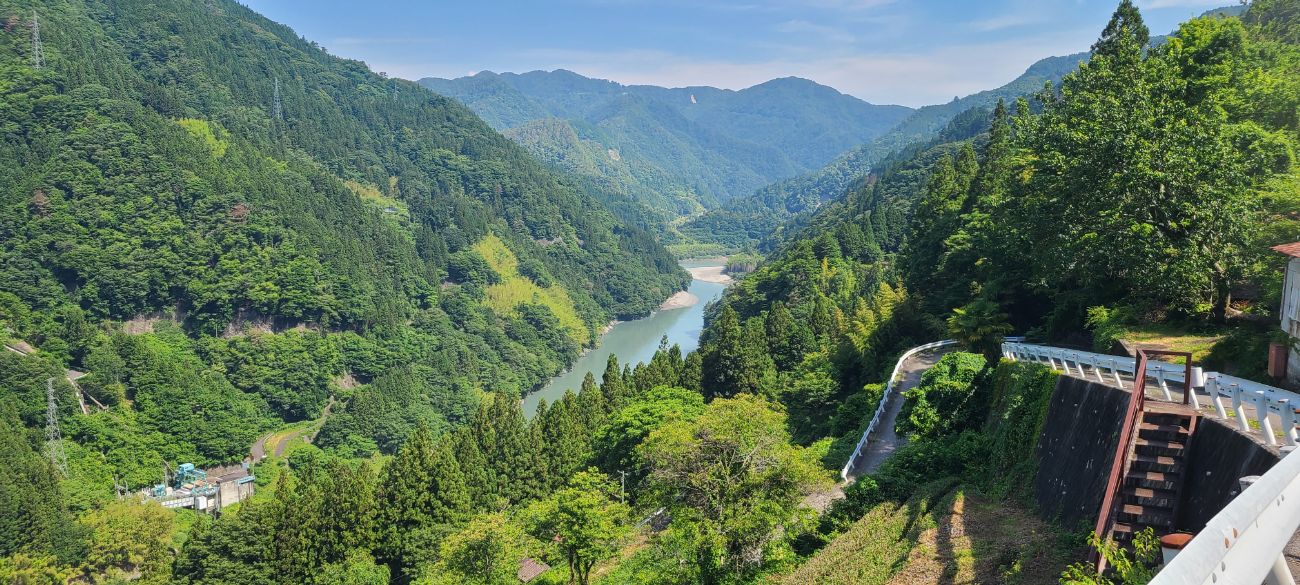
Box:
[420,71,912,243]
[421,54,1088,251]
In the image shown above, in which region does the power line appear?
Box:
[30,11,44,69]
[45,378,68,476]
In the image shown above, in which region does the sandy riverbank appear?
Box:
[659,290,699,310]
[687,265,733,284]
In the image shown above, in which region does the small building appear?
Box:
[517,558,550,583]
[1271,242,1300,383]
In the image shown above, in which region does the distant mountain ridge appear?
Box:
[679,50,1090,249]
[420,71,913,234]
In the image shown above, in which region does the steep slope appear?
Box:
[0,0,688,476]
[420,70,912,233]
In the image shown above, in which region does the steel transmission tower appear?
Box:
[30,11,44,69]
[45,378,68,476]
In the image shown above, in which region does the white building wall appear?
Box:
[1283,258,1300,384]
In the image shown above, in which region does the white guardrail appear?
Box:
[1003,342,1300,447]
[1151,446,1300,585]
[846,339,1300,581]
[840,339,957,481]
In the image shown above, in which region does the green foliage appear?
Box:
[421,71,913,244]
[594,386,705,481]
[897,352,988,437]
[948,296,1014,362]
[0,404,85,564]
[521,470,631,585]
[0,0,687,558]
[638,395,828,581]
[1060,527,1159,585]
[318,551,390,585]
[375,426,471,579]
[77,501,175,585]
[421,513,528,585]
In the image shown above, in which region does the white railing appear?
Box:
[840,339,957,481]
[1152,447,1300,585]
[1205,372,1300,448]
[1003,342,1299,447]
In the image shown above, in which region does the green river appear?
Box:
[523,259,730,417]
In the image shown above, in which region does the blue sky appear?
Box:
[241,0,1234,107]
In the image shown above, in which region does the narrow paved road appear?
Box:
[845,348,951,478]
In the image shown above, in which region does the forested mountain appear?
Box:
[420,71,912,244]
[680,52,1087,250]
[0,0,688,577]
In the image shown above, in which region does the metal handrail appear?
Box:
[1004,342,1299,446]
[1090,349,1193,570]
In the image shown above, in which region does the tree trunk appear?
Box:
[1212,274,1231,325]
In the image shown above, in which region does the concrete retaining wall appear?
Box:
[1176,417,1280,530]
[1033,376,1129,529]
[1030,374,1284,534]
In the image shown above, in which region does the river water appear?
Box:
[523,260,729,417]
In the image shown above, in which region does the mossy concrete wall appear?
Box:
[1032,376,1128,529]
[1030,374,1284,534]
[1176,417,1280,530]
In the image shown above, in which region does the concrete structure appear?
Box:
[1004,340,1300,582]
[1273,243,1300,385]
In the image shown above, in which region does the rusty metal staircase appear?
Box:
[1094,350,1199,568]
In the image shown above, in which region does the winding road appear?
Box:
[843,347,952,479]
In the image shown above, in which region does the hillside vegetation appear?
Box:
[685,0,1299,581]
[0,0,686,579]
[421,71,913,247]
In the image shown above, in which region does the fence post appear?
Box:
[1157,366,1173,401]
[1208,377,1228,419]
[1232,385,1252,432]
[1279,399,1298,447]
[1256,391,1278,447]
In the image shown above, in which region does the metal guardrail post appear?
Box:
[1233,385,1252,432]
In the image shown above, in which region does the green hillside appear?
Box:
[420,70,913,241]
[0,0,686,539]
[681,52,1087,250]
[685,1,1298,581]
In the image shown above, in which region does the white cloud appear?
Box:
[493,30,1094,107]
[968,14,1041,32]
[1137,0,1231,8]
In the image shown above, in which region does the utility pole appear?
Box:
[272,77,282,121]
[30,11,44,69]
[45,378,67,476]
[619,470,626,505]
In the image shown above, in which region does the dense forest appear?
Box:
[3,0,1299,583]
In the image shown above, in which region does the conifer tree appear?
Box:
[765,301,814,371]
[1092,0,1149,59]
[599,355,628,411]
[482,394,546,504]
[0,405,83,563]
[377,425,470,575]
[450,427,496,511]
[702,306,771,400]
